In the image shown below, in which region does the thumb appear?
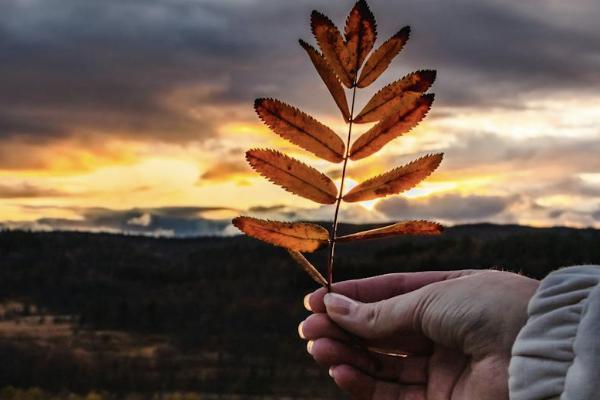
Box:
[323,292,420,339]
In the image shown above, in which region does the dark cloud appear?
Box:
[376,0,600,106]
[1,0,598,147]
[376,193,515,222]
[247,205,287,213]
[434,131,600,176]
[199,160,251,181]
[549,210,565,219]
[0,183,67,199]
[540,177,600,198]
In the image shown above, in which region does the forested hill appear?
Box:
[0,224,599,399]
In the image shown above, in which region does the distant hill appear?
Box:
[0,224,599,398]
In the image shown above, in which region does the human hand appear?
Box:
[299,270,539,399]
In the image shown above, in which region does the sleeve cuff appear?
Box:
[509,265,600,400]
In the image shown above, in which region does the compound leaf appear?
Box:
[287,250,328,286]
[337,220,443,242]
[354,70,436,123]
[357,26,411,88]
[343,153,443,202]
[233,217,329,253]
[344,0,377,79]
[312,11,354,88]
[350,94,434,160]
[255,98,345,163]
[299,40,351,122]
[246,149,338,205]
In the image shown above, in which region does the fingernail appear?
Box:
[324,293,353,316]
[298,321,306,339]
[328,366,336,378]
[307,340,314,354]
[303,294,312,311]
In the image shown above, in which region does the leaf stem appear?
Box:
[327,82,358,292]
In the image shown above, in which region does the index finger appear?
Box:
[305,270,476,313]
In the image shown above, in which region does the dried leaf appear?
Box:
[299,40,351,122]
[233,217,329,253]
[354,70,436,123]
[246,149,338,204]
[354,91,420,126]
[311,11,354,88]
[344,0,377,79]
[337,220,443,242]
[287,250,328,286]
[343,153,443,202]
[255,98,345,163]
[357,27,411,88]
[350,94,434,161]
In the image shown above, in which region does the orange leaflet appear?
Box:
[343,153,443,202]
[337,220,443,242]
[255,98,345,163]
[246,149,338,205]
[233,217,329,253]
[287,250,328,286]
[357,27,411,88]
[350,94,435,160]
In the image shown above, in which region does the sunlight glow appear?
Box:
[579,173,600,185]
[338,178,380,211]
[403,182,459,199]
[219,122,270,137]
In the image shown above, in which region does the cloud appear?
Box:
[1,0,600,229]
[127,213,152,227]
[376,194,516,223]
[544,177,600,198]
[199,160,251,182]
[3,207,235,237]
[247,205,288,213]
[1,0,598,154]
[0,183,68,199]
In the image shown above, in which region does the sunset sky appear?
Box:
[1,0,600,236]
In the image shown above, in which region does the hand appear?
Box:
[299,270,539,399]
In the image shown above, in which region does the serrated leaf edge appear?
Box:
[232,216,329,253]
[255,98,345,163]
[350,93,435,160]
[311,10,354,88]
[246,148,338,204]
[343,153,444,202]
[299,39,351,123]
[354,70,437,123]
[336,220,444,242]
[357,26,411,88]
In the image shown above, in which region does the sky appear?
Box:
[1,0,600,237]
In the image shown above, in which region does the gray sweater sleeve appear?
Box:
[509,265,600,400]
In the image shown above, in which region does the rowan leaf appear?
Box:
[299,40,351,122]
[354,70,436,123]
[233,217,329,253]
[311,11,354,88]
[344,0,377,79]
[350,94,434,161]
[287,250,328,287]
[255,98,345,163]
[246,149,338,205]
[343,153,443,202]
[337,220,443,243]
[357,26,411,88]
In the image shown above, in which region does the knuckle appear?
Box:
[363,303,383,331]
